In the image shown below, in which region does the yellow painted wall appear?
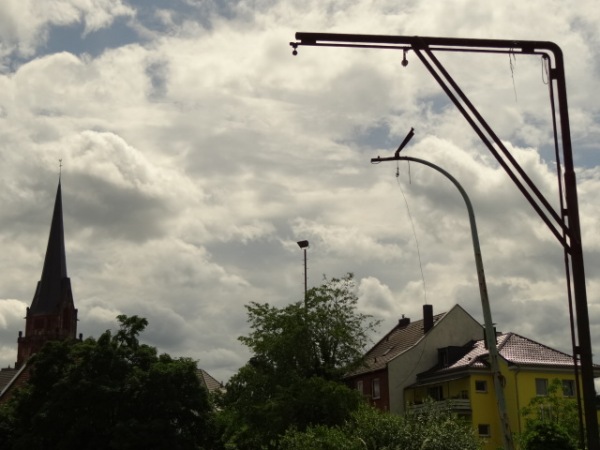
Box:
[404,362,585,450]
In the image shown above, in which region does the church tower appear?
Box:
[16,181,77,368]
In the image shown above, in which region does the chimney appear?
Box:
[398,315,410,328]
[423,304,433,333]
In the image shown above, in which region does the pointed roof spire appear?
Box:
[29,181,69,314]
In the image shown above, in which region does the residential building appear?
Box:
[347,302,597,450]
[345,304,484,413]
[405,331,595,449]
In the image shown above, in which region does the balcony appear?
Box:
[408,398,472,413]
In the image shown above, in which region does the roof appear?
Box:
[0,364,30,402]
[30,181,70,315]
[347,310,446,377]
[198,368,223,392]
[0,367,19,393]
[416,332,586,381]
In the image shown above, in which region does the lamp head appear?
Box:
[297,240,309,249]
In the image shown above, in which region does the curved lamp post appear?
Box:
[371,152,514,450]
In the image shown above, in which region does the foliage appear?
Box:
[0,315,213,450]
[218,273,379,449]
[280,401,482,450]
[239,273,380,380]
[519,378,579,450]
[519,421,576,450]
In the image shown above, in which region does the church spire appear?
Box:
[16,180,77,368]
[29,181,68,314]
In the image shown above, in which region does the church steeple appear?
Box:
[16,180,77,368]
[30,181,69,314]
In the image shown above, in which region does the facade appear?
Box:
[348,302,597,450]
[345,304,484,413]
[405,332,596,450]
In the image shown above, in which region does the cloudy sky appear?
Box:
[0,0,599,384]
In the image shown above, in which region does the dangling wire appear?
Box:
[396,164,427,305]
[509,49,518,102]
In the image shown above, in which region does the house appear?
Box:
[405,331,597,450]
[348,303,598,450]
[345,304,483,413]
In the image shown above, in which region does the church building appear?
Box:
[1,180,78,398]
[16,180,78,368]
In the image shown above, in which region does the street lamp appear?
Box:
[297,240,309,303]
[372,145,514,450]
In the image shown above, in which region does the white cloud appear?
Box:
[0,0,133,63]
[0,0,599,383]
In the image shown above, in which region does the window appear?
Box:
[372,378,381,399]
[356,380,363,394]
[478,424,491,437]
[562,379,575,397]
[427,385,443,401]
[475,380,487,393]
[535,378,548,396]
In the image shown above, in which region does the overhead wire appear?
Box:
[395,160,427,305]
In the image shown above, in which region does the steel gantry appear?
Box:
[290,32,598,450]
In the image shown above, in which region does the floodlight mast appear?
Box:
[291,32,598,450]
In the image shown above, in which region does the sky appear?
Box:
[0,0,599,384]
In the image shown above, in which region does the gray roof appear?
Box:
[198,368,223,392]
[347,311,446,377]
[0,367,19,393]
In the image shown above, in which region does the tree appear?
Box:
[519,378,579,450]
[0,315,213,450]
[218,273,379,449]
[280,401,482,450]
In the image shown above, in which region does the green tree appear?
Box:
[0,315,213,450]
[519,378,579,450]
[280,401,482,450]
[218,273,379,449]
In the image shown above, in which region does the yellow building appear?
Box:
[404,332,596,450]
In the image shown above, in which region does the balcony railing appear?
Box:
[408,398,472,413]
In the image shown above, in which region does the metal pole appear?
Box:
[297,240,309,305]
[373,154,514,450]
[303,247,308,303]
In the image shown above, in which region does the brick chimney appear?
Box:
[398,315,410,328]
[423,304,433,333]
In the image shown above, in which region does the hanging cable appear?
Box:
[396,165,427,305]
[509,49,518,102]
